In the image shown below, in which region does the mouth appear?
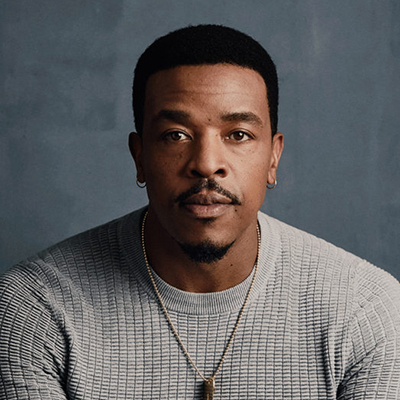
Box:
[181,192,234,218]
[175,179,241,219]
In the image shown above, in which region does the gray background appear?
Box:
[1,0,399,279]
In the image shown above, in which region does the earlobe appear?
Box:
[129,132,145,183]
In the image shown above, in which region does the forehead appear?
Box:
[143,64,269,124]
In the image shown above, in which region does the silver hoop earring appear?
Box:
[267,179,277,190]
[136,179,146,189]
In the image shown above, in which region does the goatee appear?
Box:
[179,240,234,264]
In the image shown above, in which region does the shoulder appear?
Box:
[350,260,400,347]
[33,210,139,275]
[258,211,400,333]
[258,211,363,278]
[1,208,144,309]
[258,211,397,283]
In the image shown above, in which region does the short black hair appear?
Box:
[132,24,279,136]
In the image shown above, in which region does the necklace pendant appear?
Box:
[203,378,215,400]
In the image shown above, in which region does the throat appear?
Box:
[152,256,253,293]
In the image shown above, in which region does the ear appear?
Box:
[128,132,145,183]
[267,132,284,185]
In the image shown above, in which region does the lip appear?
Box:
[182,192,233,205]
[181,192,234,218]
[182,203,232,218]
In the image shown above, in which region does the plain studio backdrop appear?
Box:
[1,1,399,280]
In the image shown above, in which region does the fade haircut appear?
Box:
[132,24,279,137]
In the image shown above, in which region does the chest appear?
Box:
[63,298,342,399]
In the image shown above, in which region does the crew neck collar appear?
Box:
[120,208,281,315]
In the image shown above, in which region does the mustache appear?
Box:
[175,179,242,206]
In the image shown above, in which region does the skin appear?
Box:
[129,64,284,293]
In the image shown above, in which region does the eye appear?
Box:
[227,130,252,141]
[164,130,190,141]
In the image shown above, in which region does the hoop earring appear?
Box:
[267,179,277,190]
[136,179,146,188]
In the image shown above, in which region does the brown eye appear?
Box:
[228,131,251,141]
[165,131,189,141]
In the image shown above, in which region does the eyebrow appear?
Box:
[220,112,264,127]
[152,109,191,124]
[152,109,264,127]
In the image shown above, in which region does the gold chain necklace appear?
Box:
[141,211,261,400]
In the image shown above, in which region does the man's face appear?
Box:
[130,64,283,254]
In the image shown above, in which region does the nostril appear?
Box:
[190,167,226,179]
[191,170,203,178]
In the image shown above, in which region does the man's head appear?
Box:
[130,25,284,266]
[132,24,279,137]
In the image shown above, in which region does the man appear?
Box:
[1,25,399,399]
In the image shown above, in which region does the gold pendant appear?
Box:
[203,378,215,400]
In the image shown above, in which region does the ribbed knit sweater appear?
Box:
[1,208,400,399]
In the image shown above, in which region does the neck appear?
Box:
[143,209,259,293]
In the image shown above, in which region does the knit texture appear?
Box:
[1,208,400,399]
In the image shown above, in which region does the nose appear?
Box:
[186,133,228,179]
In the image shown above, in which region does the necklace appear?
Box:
[141,211,261,400]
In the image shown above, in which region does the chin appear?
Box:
[178,239,235,264]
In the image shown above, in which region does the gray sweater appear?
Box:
[1,209,400,399]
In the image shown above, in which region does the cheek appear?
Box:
[144,148,175,178]
[238,156,270,206]
[245,173,268,203]
[144,154,182,203]
[145,146,185,170]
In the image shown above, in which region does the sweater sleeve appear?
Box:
[337,263,400,399]
[0,264,69,400]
